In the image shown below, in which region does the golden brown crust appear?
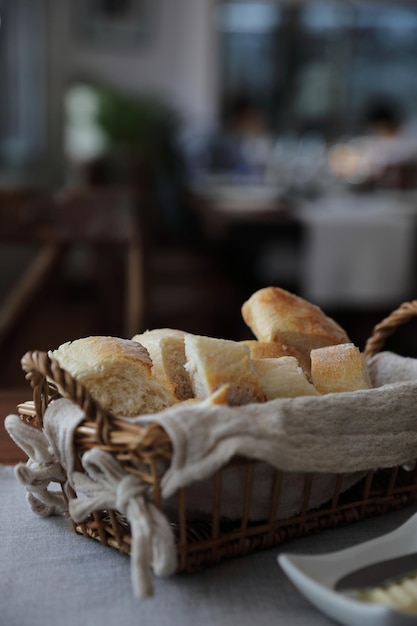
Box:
[50,336,178,417]
[52,336,153,372]
[241,287,350,353]
[310,343,371,394]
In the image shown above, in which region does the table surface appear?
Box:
[2,389,417,625]
[2,463,417,626]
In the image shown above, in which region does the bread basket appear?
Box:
[6,300,417,598]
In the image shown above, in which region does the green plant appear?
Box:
[94,86,183,178]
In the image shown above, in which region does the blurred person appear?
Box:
[329,96,417,189]
[360,97,417,189]
[225,95,268,139]
[222,95,273,178]
[363,97,404,138]
[182,95,273,181]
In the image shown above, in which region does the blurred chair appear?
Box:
[0,184,242,361]
[0,186,143,347]
[0,188,62,348]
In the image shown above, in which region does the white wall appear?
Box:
[45,0,220,180]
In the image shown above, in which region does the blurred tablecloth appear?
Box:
[2,464,417,626]
[298,192,417,307]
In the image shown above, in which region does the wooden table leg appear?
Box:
[125,240,145,338]
[0,243,62,346]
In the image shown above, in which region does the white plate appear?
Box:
[278,512,417,626]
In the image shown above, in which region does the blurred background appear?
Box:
[3,0,417,387]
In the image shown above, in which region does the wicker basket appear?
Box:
[15,301,417,579]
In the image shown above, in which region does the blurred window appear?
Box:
[218,1,417,140]
[217,1,281,120]
[0,0,47,171]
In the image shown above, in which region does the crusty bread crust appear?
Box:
[310,343,371,394]
[241,287,350,354]
[50,336,153,382]
[50,336,178,417]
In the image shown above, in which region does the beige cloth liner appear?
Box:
[135,351,417,487]
[131,351,417,520]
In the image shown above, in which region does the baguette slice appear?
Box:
[184,334,266,406]
[243,339,312,378]
[310,342,371,395]
[242,286,350,356]
[132,328,193,401]
[252,356,319,400]
[49,336,178,417]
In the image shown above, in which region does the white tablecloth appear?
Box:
[298,192,417,307]
[2,464,417,626]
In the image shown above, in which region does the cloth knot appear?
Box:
[69,448,177,598]
[116,474,149,513]
[5,414,66,516]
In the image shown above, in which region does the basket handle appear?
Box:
[363,300,417,360]
[20,350,113,444]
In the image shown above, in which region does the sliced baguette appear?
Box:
[242,286,350,359]
[132,328,193,401]
[243,339,312,377]
[310,342,371,395]
[49,336,178,417]
[184,334,266,406]
[252,356,319,400]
